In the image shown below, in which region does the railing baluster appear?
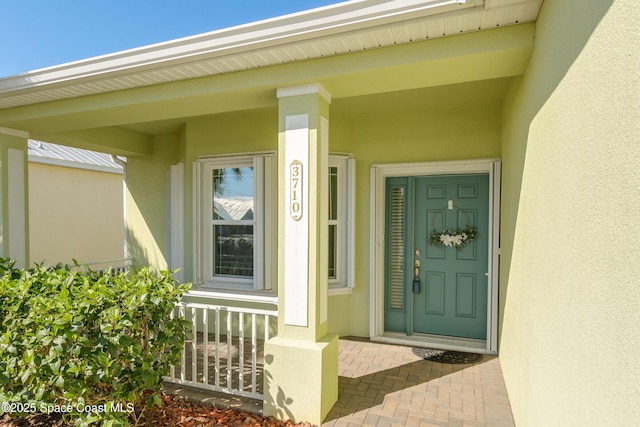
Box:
[215,308,220,388]
[265,314,270,342]
[165,300,277,400]
[191,306,197,383]
[169,307,175,379]
[239,312,244,391]
[180,305,186,382]
[226,310,232,390]
[203,309,208,385]
[251,313,257,394]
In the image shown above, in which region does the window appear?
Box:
[194,153,275,291]
[193,152,352,293]
[212,166,254,278]
[328,154,356,291]
[328,165,338,280]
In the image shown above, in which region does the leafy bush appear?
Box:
[0,258,191,426]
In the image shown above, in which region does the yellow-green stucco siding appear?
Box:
[125,101,501,336]
[499,0,640,425]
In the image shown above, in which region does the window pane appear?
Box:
[212,167,254,220]
[328,166,338,220]
[213,224,254,277]
[328,224,337,279]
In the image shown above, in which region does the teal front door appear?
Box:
[384,174,489,340]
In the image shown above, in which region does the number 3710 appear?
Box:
[290,161,303,220]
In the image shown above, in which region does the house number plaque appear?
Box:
[290,160,303,220]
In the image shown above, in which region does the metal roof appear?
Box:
[0,0,543,110]
[214,197,255,221]
[28,140,123,173]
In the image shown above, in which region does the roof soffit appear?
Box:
[0,0,542,110]
[0,23,535,137]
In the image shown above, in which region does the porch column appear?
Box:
[0,128,29,268]
[263,84,338,424]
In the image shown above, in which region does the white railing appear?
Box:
[165,301,277,400]
[81,257,134,275]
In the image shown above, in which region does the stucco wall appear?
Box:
[125,101,501,336]
[180,109,279,282]
[126,135,180,270]
[335,103,502,336]
[28,162,124,267]
[499,0,640,425]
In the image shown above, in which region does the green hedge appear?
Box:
[0,259,191,426]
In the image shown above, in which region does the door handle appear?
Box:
[412,259,421,294]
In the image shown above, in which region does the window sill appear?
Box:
[328,287,353,296]
[188,288,278,305]
[190,285,350,301]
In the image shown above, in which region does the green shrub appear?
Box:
[0,258,191,426]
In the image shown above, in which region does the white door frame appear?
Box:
[370,158,501,354]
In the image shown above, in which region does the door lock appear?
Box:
[412,259,421,294]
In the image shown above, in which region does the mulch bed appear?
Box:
[0,393,310,427]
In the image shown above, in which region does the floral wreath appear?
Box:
[429,226,477,250]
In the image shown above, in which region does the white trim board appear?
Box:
[374,332,488,354]
[28,155,123,174]
[0,128,29,138]
[169,162,185,283]
[369,158,501,355]
[8,148,27,268]
[283,114,310,327]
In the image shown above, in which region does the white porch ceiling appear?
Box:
[0,0,542,110]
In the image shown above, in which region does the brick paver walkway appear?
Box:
[322,338,514,427]
[165,337,515,426]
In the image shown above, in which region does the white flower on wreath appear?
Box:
[429,226,477,250]
[439,233,465,247]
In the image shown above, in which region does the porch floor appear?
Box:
[163,337,515,426]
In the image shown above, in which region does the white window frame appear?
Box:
[328,153,356,294]
[193,152,275,292]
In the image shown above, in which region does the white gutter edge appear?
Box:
[0,0,479,93]
[28,155,123,174]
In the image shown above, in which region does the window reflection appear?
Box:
[211,167,254,278]
[212,167,254,220]
[213,225,254,277]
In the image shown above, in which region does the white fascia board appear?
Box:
[0,0,478,93]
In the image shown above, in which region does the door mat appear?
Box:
[412,348,483,364]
